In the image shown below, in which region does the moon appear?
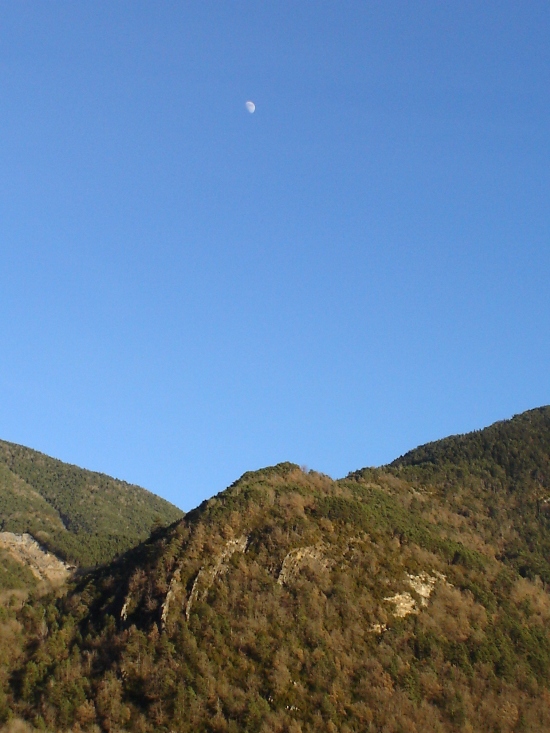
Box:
[245,100,256,114]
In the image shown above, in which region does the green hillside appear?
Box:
[0,440,183,570]
[385,406,550,584]
[6,407,550,732]
[0,550,36,591]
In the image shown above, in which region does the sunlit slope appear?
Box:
[391,406,550,478]
[0,440,183,568]
[379,406,550,583]
[12,408,550,732]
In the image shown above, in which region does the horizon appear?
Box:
[3,403,548,512]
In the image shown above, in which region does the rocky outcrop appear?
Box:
[0,532,71,585]
[384,591,418,618]
[277,545,327,586]
[384,571,449,619]
[161,566,182,629]
[185,535,248,620]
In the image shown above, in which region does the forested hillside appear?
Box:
[5,408,550,732]
[0,440,183,570]
[386,406,550,584]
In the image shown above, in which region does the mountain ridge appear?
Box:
[3,407,550,732]
[0,439,184,573]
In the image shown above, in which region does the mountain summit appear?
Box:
[4,408,550,732]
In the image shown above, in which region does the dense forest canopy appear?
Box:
[0,440,183,569]
[1,408,550,732]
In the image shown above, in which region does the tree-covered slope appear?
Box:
[379,406,550,585]
[0,440,183,569]
[390,406,550,480]
[8,405,550,733]
[0,549,36,592]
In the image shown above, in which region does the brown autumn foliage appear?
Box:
[3,407,550,731]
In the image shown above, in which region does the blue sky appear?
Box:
[1,2,549,511]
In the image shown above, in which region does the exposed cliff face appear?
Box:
[184,534,249,620]
[277,545,328,586]
[0,533,71,586]
[383,571,449,619]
